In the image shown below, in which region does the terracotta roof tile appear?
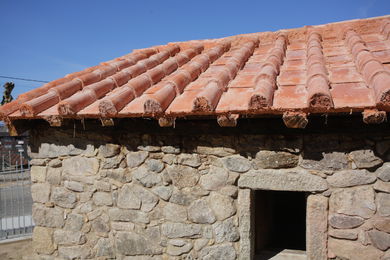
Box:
[274,85,308,109]
[216,88,253,112]
[278,70,306,85]
[2,15,390,129]
[330,82,375,108]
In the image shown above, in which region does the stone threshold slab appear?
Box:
[255,249,307,260]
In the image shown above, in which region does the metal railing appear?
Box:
[0,143,34,240]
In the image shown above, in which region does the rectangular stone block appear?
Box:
[31,166,47,183]
[32,227,55,255]
[238,169,328,192]
[238,189,254,260]
[306,194,328,260]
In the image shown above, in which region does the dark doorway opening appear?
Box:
[254,190,307,257]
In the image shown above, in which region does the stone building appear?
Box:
[1,15,390,260]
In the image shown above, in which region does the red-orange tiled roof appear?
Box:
[2,16,390,128]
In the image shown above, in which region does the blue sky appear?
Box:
[0,0,389,98]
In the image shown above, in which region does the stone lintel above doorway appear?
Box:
[238,169,328,192]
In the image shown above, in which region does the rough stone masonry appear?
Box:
[27,121,390,260]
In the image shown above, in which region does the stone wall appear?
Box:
[27,123,390,259]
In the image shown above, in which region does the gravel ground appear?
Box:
[0,238,33,260]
